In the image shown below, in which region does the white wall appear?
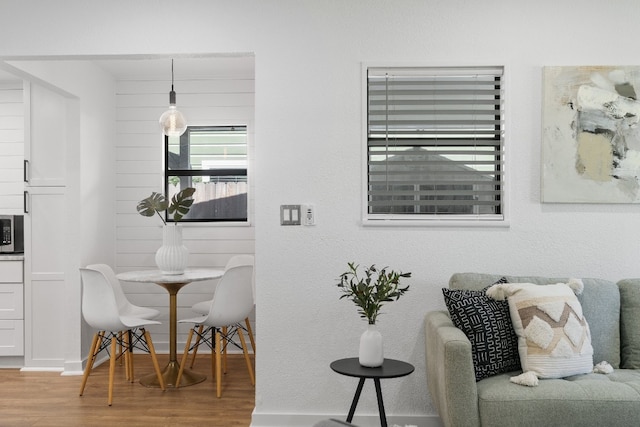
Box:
[2,0,640,425]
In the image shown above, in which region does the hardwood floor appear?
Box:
[0,354,255,426]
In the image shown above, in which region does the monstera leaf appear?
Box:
[137,192,169,220]
[167,187,196,222]
[136,188,195,224]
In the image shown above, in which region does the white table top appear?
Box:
[116,268,224,284]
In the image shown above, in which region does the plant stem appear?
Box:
[156,211,166,225]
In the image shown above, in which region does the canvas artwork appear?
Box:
[542,65,640,203]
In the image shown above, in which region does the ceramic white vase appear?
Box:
[359,323,384,367]
[155,224,189,275]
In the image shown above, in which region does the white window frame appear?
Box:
[361,63,510,227]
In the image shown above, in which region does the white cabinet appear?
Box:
[0,259,24,356]
[23,187,65,368]
[24,83,66,187]
[22,81,67,369]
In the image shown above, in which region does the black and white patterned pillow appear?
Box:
[442,277,521,381]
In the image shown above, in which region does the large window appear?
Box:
[165,125,248,222]
[365,66,505,223]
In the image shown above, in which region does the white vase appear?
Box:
[359,323,384,367]
[155,224,189,275]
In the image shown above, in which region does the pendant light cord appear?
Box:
[169,59,176,105]
[171,59,175,92]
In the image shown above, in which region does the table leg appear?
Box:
[169,290,177,361]
[346,377,366,423]
[140,285,206,388]
[374,378,387,427]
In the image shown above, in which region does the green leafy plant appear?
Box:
[136,187,196,225]
[337,262,411,325]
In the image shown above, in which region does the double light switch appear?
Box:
[280,204,315,226]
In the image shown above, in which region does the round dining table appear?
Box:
[116,268,224,387]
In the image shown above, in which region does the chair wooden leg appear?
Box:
[108,336,117,406]
[122,331,128,380]
[79,332,101,396]
[237,328,255,386]
[211,328,216,382]
[215,330,222,398]
[117,331,123,366]
[176,328,195,388]
[128,330,135,382]
[123,330,133,382]
[143,329,166,391]
[189,324,204,368]
[222,326,228,374]
[244,317,256,354]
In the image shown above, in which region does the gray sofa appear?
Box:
[425,273,640,427]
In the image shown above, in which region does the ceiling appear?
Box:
[94,54,255,79]
[0,53,255,81]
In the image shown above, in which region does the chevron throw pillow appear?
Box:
[486,279,593,379]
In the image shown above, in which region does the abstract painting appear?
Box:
[542,65,640,203]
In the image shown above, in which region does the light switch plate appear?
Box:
[302,204,315,225]
[280,205,301,225]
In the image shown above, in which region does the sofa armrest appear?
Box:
[425,310,480,427]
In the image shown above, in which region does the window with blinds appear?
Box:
[366,66,505,222]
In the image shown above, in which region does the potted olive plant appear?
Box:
[336,262,411,367]
[137,187,195,274]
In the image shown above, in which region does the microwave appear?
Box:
[0,215,24,253]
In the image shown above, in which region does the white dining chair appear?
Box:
[85,264,161,373]
[176,264,255,398]
[79,267,166,405]
[86,263,161,319]
[189,255,255,369]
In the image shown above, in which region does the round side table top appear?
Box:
[330,358,414,379]
[117,268,224,284]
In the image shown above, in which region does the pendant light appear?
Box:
[159,59,187,136]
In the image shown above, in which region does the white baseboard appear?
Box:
[250,411,442,427]
[63,359,84,375]
[20,367,64,372]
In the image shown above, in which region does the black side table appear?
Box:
[330,358,414,427]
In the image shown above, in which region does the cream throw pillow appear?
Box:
[486,279,593,380]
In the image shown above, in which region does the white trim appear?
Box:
[251,411,439,427]
[363,217,511,228]
[178,221,253,228]
[19,367,63,372]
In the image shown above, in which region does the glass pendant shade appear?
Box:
[159,95,187,136]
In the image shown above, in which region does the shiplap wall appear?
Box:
[114,63,256,352]
[0,81,24,215]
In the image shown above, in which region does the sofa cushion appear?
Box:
[476,370,640,427]
[486,280,593,379]
[449,273,621,368]
[442,279,521,381]
[617,279,640,369]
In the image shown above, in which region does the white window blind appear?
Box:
[366,66,505,222]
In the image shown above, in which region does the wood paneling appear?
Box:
[0,81,24,214]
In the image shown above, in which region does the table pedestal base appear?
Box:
[140,360,206,388]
